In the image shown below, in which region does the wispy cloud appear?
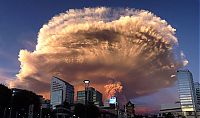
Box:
[0,68,16,86]
[0,68,18,74]
[17,31,37,51]
[21,40,36,51]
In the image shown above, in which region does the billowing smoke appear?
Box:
[104,80,123,99]
[10,7,187,100]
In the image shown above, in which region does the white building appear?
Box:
[160,103,182,117]
[50,76,74,109]
[177,69,197,117]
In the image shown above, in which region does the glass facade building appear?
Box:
[50,76,74,109]
[77,87,103,106]
[177,70,197,114]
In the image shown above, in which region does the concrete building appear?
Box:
[77,87,103,106]
[177,69,197,117]
[50,76,74,109]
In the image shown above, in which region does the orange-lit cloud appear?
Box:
[10,7,187,101]
[104,80,123,99]
[0,68,16,86]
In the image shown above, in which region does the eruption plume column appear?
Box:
[10,7,187,100]
[104,81,123,99]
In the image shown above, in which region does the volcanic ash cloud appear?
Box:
[11,7,187,99]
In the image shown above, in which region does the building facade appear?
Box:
[194,82,200,111]
[50,76,74,109]
[77,87,103,106]
[177,70,197,117]
[160,103,182,117]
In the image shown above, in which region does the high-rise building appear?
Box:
[77,87,103,106]
[177,69,197,116]
[194,82,200,110]
[50,76,74,109]
[160,103,182,117]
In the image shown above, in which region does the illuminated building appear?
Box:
[177,69,197,117]
[50,76,74,109]
[77,87,103,106]
[160,103,182,117]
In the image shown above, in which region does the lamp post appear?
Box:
[83,80,90,105]
[9,90,16,118]
[3,107,6,118]
[39,106,42,118]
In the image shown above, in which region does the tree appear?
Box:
[0,84,12,117]
[166,112,175,118]
[63,100,71,109]
[0,84,12,107]
[74,103,86,118]
[73,103,100,118]
[12,89,41,117]
[86,104,100,118]
[0,85,41,118]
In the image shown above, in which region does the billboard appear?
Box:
[109,97,117,104]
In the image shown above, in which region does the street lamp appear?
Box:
[83,80,90,105]
[9,90,16,118]
[83,80,90,87]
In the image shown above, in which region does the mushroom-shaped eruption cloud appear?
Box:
[11,7,187,100]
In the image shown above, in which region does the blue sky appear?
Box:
[0,0,199,111]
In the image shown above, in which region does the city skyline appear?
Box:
[0,0,199,114]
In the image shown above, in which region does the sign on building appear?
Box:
[109,97,117,104]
